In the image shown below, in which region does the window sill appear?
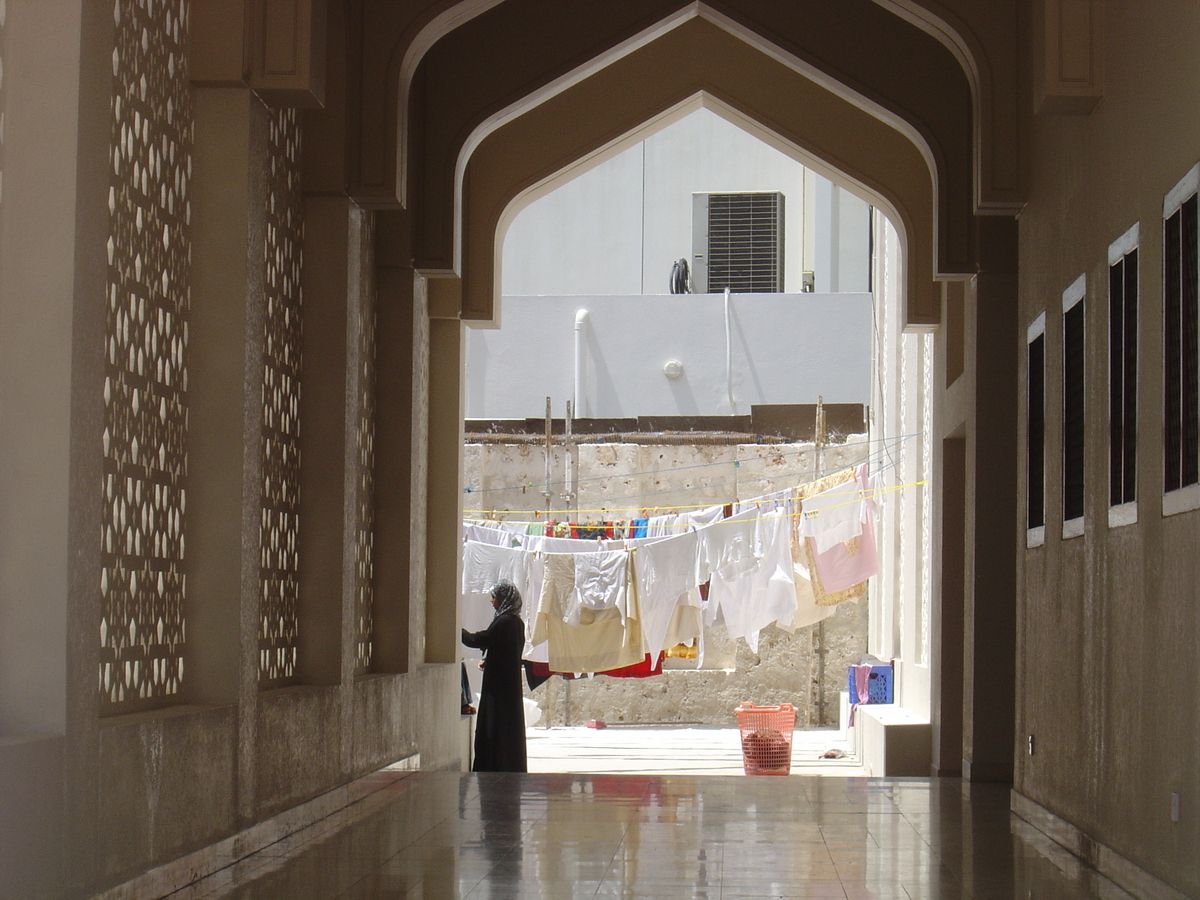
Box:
[1108,502,1138,529]
[1062,517,1084,540]
[1163,483,1200,517]
[1026,526,1045,549]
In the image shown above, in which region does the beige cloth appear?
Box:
[531,552,645,673]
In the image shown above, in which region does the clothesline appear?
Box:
[464,480,923,525]
[461,464,884,675]
[462,430,924,496]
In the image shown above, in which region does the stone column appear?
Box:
[425,276,464,665]
[0,2,97,895]
[296,197,355,687]
[188,87,268,819]
[962,217,1019,782]
[373,213,429,672]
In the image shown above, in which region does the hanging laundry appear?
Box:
[734,488,790,515]
[523,533,613,554]
[646,513,675,538]
[795,465,879,605]
[679,503,725,529]
[632,530,703,656]
[531,552,645,673]
[569,549,631,627]
[780,555,840,632]
[798,481,864,553]
[462,541,534,598]
[697,507,759,589]
[464,522,520,547]
[575,522,610,540]
[593,653,664,678]
[706,509,797,654]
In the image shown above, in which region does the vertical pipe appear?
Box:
[574,309,589,418]
[724,287,735,413]
[543,396,552,517]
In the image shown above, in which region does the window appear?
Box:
[1027,313,1046,547]
[1109,224,1138,526]
[1163,164,1200,514]
[1062,276,1086,538]
[692,192,784,293]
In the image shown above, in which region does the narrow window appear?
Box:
[1108,224,1139,524]
[1063,277,1086,536]
[1027,313,1046,546]
[1164,186,1199,505]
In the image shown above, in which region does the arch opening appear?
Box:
[460,101,935,771]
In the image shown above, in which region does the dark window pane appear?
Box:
[1029,334,1045,529]
[1182,196,1199,486]
[1123,249,1138,502]
[1064,301,1086,522]
[1110,258,1125,506]
[1165,209,1182,492]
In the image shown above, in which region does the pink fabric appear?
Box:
[810,467,880,592]
[854,665,872,704]
[849,663,873,726]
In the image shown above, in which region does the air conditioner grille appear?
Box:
[706,192,784,293]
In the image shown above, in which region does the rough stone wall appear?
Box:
[464,436,870,728]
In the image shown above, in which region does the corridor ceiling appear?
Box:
[339,0,1023,328]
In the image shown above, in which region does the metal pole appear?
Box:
[815,395,828,724]
[563,400,575,508]
[544,396,553,519]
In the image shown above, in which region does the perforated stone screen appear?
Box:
[259,106,304,688]
[100,0,192,711]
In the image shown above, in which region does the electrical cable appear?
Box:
[669,258,691,294]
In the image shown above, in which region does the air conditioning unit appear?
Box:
[692,191,785,294]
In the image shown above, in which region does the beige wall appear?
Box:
[1015,3,1200,894]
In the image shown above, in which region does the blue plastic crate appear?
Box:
[847,664,893,704]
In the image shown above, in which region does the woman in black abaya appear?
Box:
[461,580,528,772]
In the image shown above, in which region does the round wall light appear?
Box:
[663,359,684,379]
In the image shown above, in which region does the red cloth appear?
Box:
[595,653,664,678]
[525,653,664,679]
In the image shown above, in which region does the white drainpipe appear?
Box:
[574,309,589,417]
[724,287,735,414]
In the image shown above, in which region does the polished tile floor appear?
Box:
[169,772,1135,900]
[526,725,863,776]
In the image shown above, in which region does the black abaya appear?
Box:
[461,612,528,772]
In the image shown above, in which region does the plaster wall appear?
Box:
[500,108,870,297]
[1015,3,1200,894]
[465,293,873,420]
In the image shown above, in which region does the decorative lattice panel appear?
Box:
[259,106,304,687]
[100,0,192,711]
[354,214,378,673]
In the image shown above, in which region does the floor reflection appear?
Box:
[172,773,1136,900]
